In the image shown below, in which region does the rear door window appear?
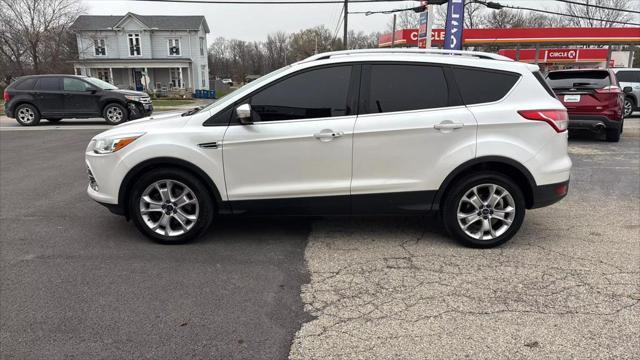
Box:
[616,71,640,83]
[451,67,520,105]
[546,70,611,90]
[361,64,448,114]
[14,78,37,90]
[35,77,61,91]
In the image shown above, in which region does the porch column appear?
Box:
[179,67,184,89]
[109,68,114,84]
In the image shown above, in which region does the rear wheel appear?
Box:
[15,104,41,126]
[129,168,214,244]
[442,172,526,248]
[102,103,128,125]
[605,126,621,142]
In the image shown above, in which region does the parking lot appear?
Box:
[1,115,639,359]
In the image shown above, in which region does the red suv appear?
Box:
[546,69,624,142]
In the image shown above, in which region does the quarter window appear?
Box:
[249,65,352,122]
[452,67,520,105]
[63,78,91,92]
[14,78,37,90]
[94,39,106,56]
[362,64,448,114]
[128,33,141,56]
[168,38,180,56]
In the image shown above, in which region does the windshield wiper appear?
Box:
[181,106,203,117]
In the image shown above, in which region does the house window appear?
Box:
[96,68,111,83]
[170,68,182,88]
[168,38,180,56]
[201,65,206,88]
[94,39,106,56]
[199,37,205,56]
[128,33,141,56]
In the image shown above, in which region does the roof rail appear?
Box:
[301,48,513,63]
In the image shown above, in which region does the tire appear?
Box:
[442,172,526,248]
[14,103,41,126]
[605,126,621,142]
[102,103,128,125]
[129,168,214,244]
[46,118,62,123]
[623,97,634,118]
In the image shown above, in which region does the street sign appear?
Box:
[444,0,464,50]
[418,11,428,49]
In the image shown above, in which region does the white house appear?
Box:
[71,13,210,93]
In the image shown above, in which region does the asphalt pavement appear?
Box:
[0,129,311,359]
[1,117,639,359]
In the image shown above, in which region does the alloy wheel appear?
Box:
[17,107,36,124]
[106,106,124,123]
[456,183,516,240]
[139,179,200,237]
[623,99,633,118]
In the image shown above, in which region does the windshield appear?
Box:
[546,70,611,89]
[200,65,291,112]
[84,77,118,90]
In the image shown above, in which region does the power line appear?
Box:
[124,0,420,4]
[497,2,640,26]
[349,4,423,15]
[555,0,640,15]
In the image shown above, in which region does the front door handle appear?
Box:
[314,129,344,142]
[434,121,464,131]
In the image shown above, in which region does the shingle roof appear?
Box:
[72,13,210,33]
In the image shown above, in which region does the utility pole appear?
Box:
[343,0,348,49]
[391,14,397,48]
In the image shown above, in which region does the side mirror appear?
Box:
[87,87,98,94]
[623,86,633,94]
[236,103,253,124]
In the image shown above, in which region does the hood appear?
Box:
[93,111,187,139]
[108,89,148,97]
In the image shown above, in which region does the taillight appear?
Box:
[518,109,569,133]
[2,90,10,102]
[594,86,621,94]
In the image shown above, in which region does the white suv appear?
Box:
[85,49,572,248]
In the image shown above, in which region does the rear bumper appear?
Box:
[530,180,570,209]
[568,115,621,131]
[4,103,14,118]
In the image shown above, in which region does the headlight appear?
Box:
[93,133,144,154]
[125,95,142,102]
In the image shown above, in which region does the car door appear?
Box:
[63,77,101,115]
[351,63,477,214]
[222,64,359,214]
[33,77,65,116]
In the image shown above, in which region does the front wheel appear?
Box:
[623,98,634,118]
[102,103,128,125]
[129,168,214,244]
[442,172,526,248]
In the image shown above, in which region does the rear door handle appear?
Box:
[313,129,344,142]
[434,121,464,130]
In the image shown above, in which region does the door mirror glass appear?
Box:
[236,103,252,124]
[623,86,633,94]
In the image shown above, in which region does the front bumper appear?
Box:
[568,115,621,131]
[530,180,570,209]
[129,102,153,120]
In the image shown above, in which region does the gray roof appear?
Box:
[72,13,209,33]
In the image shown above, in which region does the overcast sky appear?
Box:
[83,0,570,43]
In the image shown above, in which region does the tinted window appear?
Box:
[14,78,37,90]
[452,67,520,105]
[363,64,447,114]
[616,71,640,83]
[249,66,352,122]
[533,71,556,98]
[64,78,91,92]
[546,70,611,89]
[35,77,60,91]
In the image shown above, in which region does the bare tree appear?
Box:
[564,0,636,27]
[386,8,420,32]
[0,0,82,77]
[264,32,288,71]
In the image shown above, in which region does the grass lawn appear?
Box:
[152,99,197,107]
[0,102,4,116]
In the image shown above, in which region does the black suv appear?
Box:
[3,75,153,126]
